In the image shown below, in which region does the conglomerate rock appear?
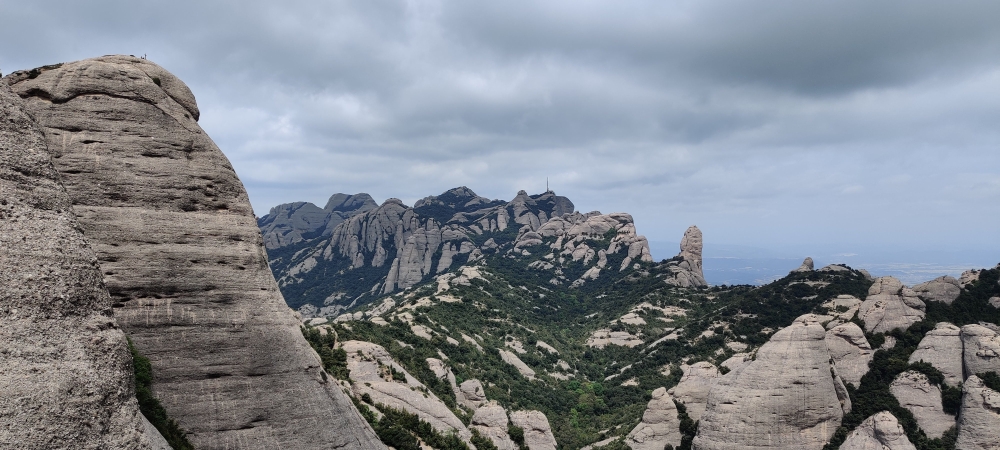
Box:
[911,275,961,305]
[908,322,964,387]
[858,277,926,333]
[663,226,707,288]
[889,371,954,439]
[625,387,682,450]
[825,322,873,387]
[471,402,516,450]
[961,324,1000,378]
[0,70,161,450]
[840,411,917,450]
[667,361,720,422]
[955,375,1000,449]
[510,410,558,450]
[258,193,376,250]
[5,56,382,450]
[692,314,844,450]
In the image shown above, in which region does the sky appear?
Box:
[3,1,999,283]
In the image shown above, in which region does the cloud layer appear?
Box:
[3,0,999,264]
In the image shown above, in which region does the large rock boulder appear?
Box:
[825,322,873,387]
[908,322,963,386]
[692,314,844,450]
[5,56,382,450]
[0,73,162,449]
[663,226,707,288]
[911,276,961,305]
[955,375,1000,449]
[840,411,916,450]
[889,371,954,438]
[858,277,926,333]
[792,257,815,273]
[961,324,1000,378]
[471,402,516,450]
[458,379,488,410]
[667,361,720,421]
[510,410,558,450]
[625,387,682,450]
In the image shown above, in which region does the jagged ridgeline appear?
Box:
[262,187,711,317]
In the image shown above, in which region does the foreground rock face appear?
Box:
[858,277,926,333]
[693,315,844,450]
[668,361,720,422]
[825,322,873,387]
[0,74,160,449]
[840,412,916,450]
[955,375,1000,449]
[889,371,954,439]
[908,322,963,386]
[510,410,558,450]
[912,276,961,305]
[961,324,1000,378]
[625,387,682,450]
[5,57,382,449]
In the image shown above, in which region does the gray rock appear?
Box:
[258,193,376,250]
[961,324,1000,378]
[141,415,172,450]
[840,411,917,450]
[662,226,707,288]
[0,72,159,449]
[912,276,961,305]
[955,375,1000,449]
[625,387,682,450]
[889,371,954,438]
[510,410,558,450]
[471,403,516,450]
[793,257,815,272]
[825,322,873,387]
[990,297,1000,309]
[693,314,844,450]
[668,362,720,422]
[458,379,488,410]
[960,269,982,288]
[908,322,963,386]
[858,277,926,333]
[6,56,382,450]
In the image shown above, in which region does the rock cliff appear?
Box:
[667,361,720,421]
[858,277,925,333]
[471,403,516,450]
[5,56,382,449]
[961,324,1000,378]
[911,275,961,305]
[510,410,558,450]
[0,72,161,450]
[258,193,376,250]
[889,371,954,438]
[955,375,1000,449]
[908,322,963,386]
[692,314,845,450]
[840,412,916,450]
[624,387,682,450]
[825,322,873,387]
[662,226,707,288]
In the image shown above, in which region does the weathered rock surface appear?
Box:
[991,296,1000,309]
[692,314,844,450]
[344,340,470,439]
[668,361,720,422]
[955,375,1000,449]
[458,379,488,410]
[821,295,863,323]
[793,257,815,272]
[625,387,682,450]
[912,275,961,305]
[500,349,537,379]
[961,324,1000,378]
[471,402,516,450]
[258,193,376,250]
[6,56,382,449]
[825,322,873,387]
[0,71,160,450]
[908,322,964,386]
[889,371,954,438]
[586,329,643,348]
[510,410,558,450]
[663,226,707,288]
[840,411,917,450]
[858,277,926,333]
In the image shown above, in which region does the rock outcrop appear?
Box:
[955,375,1000,449]
[258,193,376,250]
[961,324,1000,378]
[911,275,961,305]
[889,371,954,438]
[471,403,516,450]
[0,71,162,450]
[793,257,815,272]
[908,322,963,386]
[510,410,558,450]
[663,226,707,288]
[825,322,873,387]
[858,277,926,333]
[625,387,682,450]
[668,361,720,421]
[5,56,382,449]
[840,412,917,450]
[693,314,844,450]
[458,379,488,410]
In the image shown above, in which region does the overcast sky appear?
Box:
[3,1,999,269]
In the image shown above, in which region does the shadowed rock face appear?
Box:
[0,79,159,449]
[5,56,382,450]
[692,314,844,450]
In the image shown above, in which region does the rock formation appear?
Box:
[5,56,382,449]
[955,375,1000,449]
[858,277,926,333]
[667,361,720,421]
[625,387,682,450]
[663,226,707,288]
[911,275,961,305]
[961,324,1000,378]
[510,410,558,450]
[825,322,873,387]
[458,379,488,410]
[793,257,815,272]
[471,402,516,450]
[908,322,963,386]
[840,411,916,450]
[258,193,376,250]
[0,71,162,449]
[889,371,954,438]
[692,314,845,450]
